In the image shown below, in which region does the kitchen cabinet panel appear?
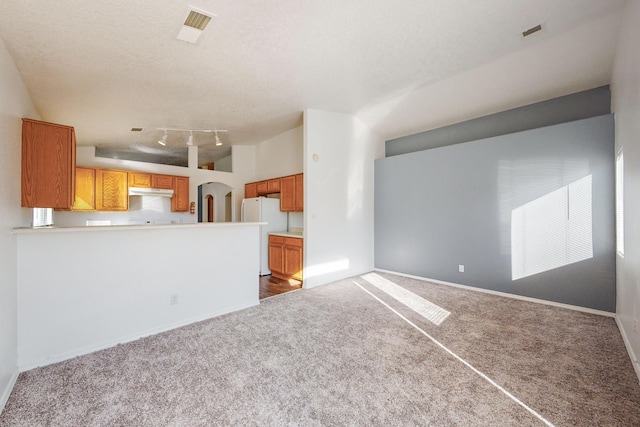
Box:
[21,118,76,209]
[256,180,268,196]
[245,182,257,199]
[268,235,284,274]
[269,235,303,281]
[95,169,128,211]
[267,178,280,193]
[128,172,151,188]
[284,237,303,280]
[71,167,96,211]
[294,173,303,211]
[280,175,296,211]
[152,174,174,189]
[172,176,189,212]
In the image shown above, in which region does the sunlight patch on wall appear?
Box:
[304,258,350,279]
[511,175,593,280]
[360,272,450,325]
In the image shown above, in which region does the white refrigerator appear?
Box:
[241,197,288,275]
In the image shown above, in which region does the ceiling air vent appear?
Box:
[177,7,216,44]
[184,10,211,31]
[522,24,542,38]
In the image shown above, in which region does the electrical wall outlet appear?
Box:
[459,265,465,273]
[170,294,179,305]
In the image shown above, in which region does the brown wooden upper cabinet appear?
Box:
[95,169,129,211]
[71,167,96,211]
[267,178,280,193]
[256,180,269,196]
[280,175,296,211]
[152,174,174,189]
[128,172,152,188]
[172,176,189,212]
[281,174,303,212]
[244,173,303,212]
[245,182,257,198]
[21,118,76,209]
[295,173,303,212]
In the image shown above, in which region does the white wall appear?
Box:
[214,154,232,173]
[16,223,260,370]
[255,126,303,180]
[611,0,640,380]
[303,110,384,288]
[357,10,622,142]
[0,36,39,410]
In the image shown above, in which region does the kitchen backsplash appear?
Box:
[288,211,303,232]
[53,195,193,227]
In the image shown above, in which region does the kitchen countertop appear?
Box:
[13,222,267,234]
[269,231,304,239]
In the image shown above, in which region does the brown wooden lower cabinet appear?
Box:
[268,235,285,275]
[268,235,303,281]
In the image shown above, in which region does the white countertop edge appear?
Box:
[12,222,267,234]
[269,231,304,238]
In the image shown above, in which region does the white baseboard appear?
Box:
[616,316,640,384]
[18,300,258,372]
[374,269,615,318]
[0,369,19,414]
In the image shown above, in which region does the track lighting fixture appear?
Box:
[156,127,227,147]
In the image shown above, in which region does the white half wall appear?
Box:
[15,223,260,370]
[611,0,640,380]
[0,36,39,411]
[303,110,384,288]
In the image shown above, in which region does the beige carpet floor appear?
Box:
[1,271,639,426]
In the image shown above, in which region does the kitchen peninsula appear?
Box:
[14,221,261,370]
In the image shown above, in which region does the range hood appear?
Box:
[128,187,174,197]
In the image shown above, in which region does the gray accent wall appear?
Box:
[386,86,611,157]
[375,115,615,312]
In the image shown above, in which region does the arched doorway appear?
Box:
[206,194,214,222]
[198,182,234,223]
[225,192,232,222]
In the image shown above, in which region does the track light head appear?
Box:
[156,128,227,147]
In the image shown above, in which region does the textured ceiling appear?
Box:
[0,0,627,158]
